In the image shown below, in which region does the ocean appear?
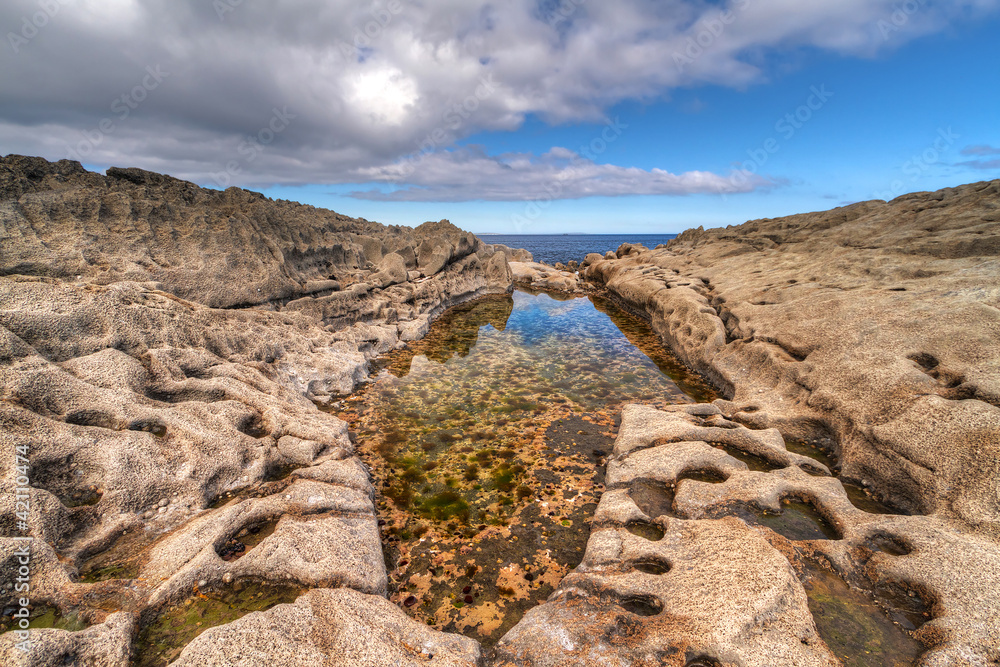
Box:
[480,234,678,265]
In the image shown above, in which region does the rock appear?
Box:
[494,519,835,667]
[496,403,1000,666]
[509,262,580,292]
[582,180,1000,530]
[604,251,615,260]
[413,220,479,277]
[0,156,513,664]
[394,245,418,269]
[302,280,341,295]
[581,253,604,268]
[417,238,453,276]
[569,182,1000,665]
[0,612,135,667]
[485,243,533,263]
[352,235,386,266]
[397,315,431,342]
[170,588,481,666]
[615,242,648,258]
[372,252,407,288]
[0,156,502,309]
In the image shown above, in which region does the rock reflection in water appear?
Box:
[337,290,713,645]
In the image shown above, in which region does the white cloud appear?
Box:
[346,146,777,201]
[0,0,996,199]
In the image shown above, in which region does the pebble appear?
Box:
[198,580,207,588]
[222,573,233,584]
[157,507,166,514]
[158,498,169,507]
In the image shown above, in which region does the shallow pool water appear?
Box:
[745,498,842,541]
[802,560,924,666]
[135,581,303,667]
[337,290,714,644]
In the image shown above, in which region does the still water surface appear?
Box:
[337,289,713,644]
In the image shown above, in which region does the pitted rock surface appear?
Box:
[0,156,512,665]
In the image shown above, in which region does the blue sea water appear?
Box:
[480,234,677,265]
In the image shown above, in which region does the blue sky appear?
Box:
[2,0,998,233]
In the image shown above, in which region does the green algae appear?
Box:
[843,482,902,515]
[134,581,302,667]
[750,498,841,541]
[802,560,924,667]
[337,289,709,644]
[784,436,839,473]
[0,605,88,634]
[714,443,784,472]
[625,521,666,541]
[80,561,140,583]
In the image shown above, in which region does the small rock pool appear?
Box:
[336,289,715,644]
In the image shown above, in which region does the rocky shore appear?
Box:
[0,156,510,665]
[2,156,999,666]
[501,181,998,666]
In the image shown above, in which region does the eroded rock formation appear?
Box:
[544,180,1000,666]
[3,156,999,666]
[509,261,580,292]
[0,156,508,665]
[582,181,1000,530]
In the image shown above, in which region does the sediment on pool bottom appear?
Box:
[336,290,716,644]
